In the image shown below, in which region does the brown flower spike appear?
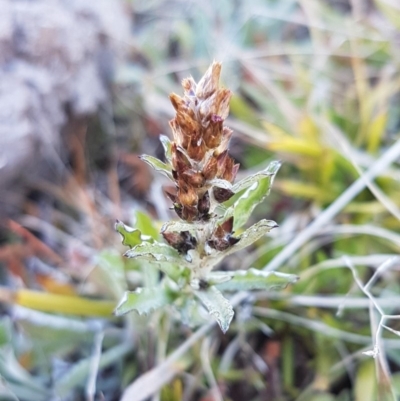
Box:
[117,62,286,334]
[167,62,240,222]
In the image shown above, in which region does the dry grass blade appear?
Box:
[86,331,104,401]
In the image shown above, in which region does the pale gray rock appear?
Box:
[0,0,130,215]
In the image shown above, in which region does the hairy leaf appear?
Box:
[209,178,233,190]
[115,220,153,248]
[139,154,173,180]
[125,240,188,282]
[205,271,234,285]
[159,262,187,283]
[178,298,207,328]
[195,286,234,333]
[222,219,278,257]
[161,220,197,234]
[125,242,186,266]
[114,287,173,316]
[232,160,281,193]
[160,135,172,162]
[229,161,281,229]
[216,268,298,291]
[135,211,160,239]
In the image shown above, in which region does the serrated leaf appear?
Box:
[178,298,207,328]
[222,219,278,257]
[160,135,172,162]
[124,239,188,282]
[228,161,280,229]
[114,287,173,316]
[135,211,160,239]
[215,268,298,291]
[232,160,281,193]
[140,154,173,180]
[115,220,153,248]
[140,260,159,287]
[161,220,197,234]
[125,242,185,265]
[158,262,186,283]
[195,286,234,333]
[205,271,234,285]
[209,178,233,190]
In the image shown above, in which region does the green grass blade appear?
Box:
[215,269,298,292]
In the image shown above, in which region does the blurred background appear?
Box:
[1,0,400,400]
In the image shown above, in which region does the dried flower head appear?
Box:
[207,217,239,251]
[168,62,239,222]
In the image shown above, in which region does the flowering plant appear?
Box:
[114,62,297,332]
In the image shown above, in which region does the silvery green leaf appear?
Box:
[195,286,234,333]
[209,179,233,190]
[160,135,172,162]
[158,262,187,283]
[228,161,281,229]
[141,260,160,287]
[216,268,299,291]
[115,220,153,248]
[126,241,191,282]
[178,298,207,328]
[114,287,173,316]
[232,160,281,193]
[125,242,187,266]
[161,220,197,234]
[139,154,173,180]
[205,271,234,285]
[134,211,160,239]
[221,219,278,257]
